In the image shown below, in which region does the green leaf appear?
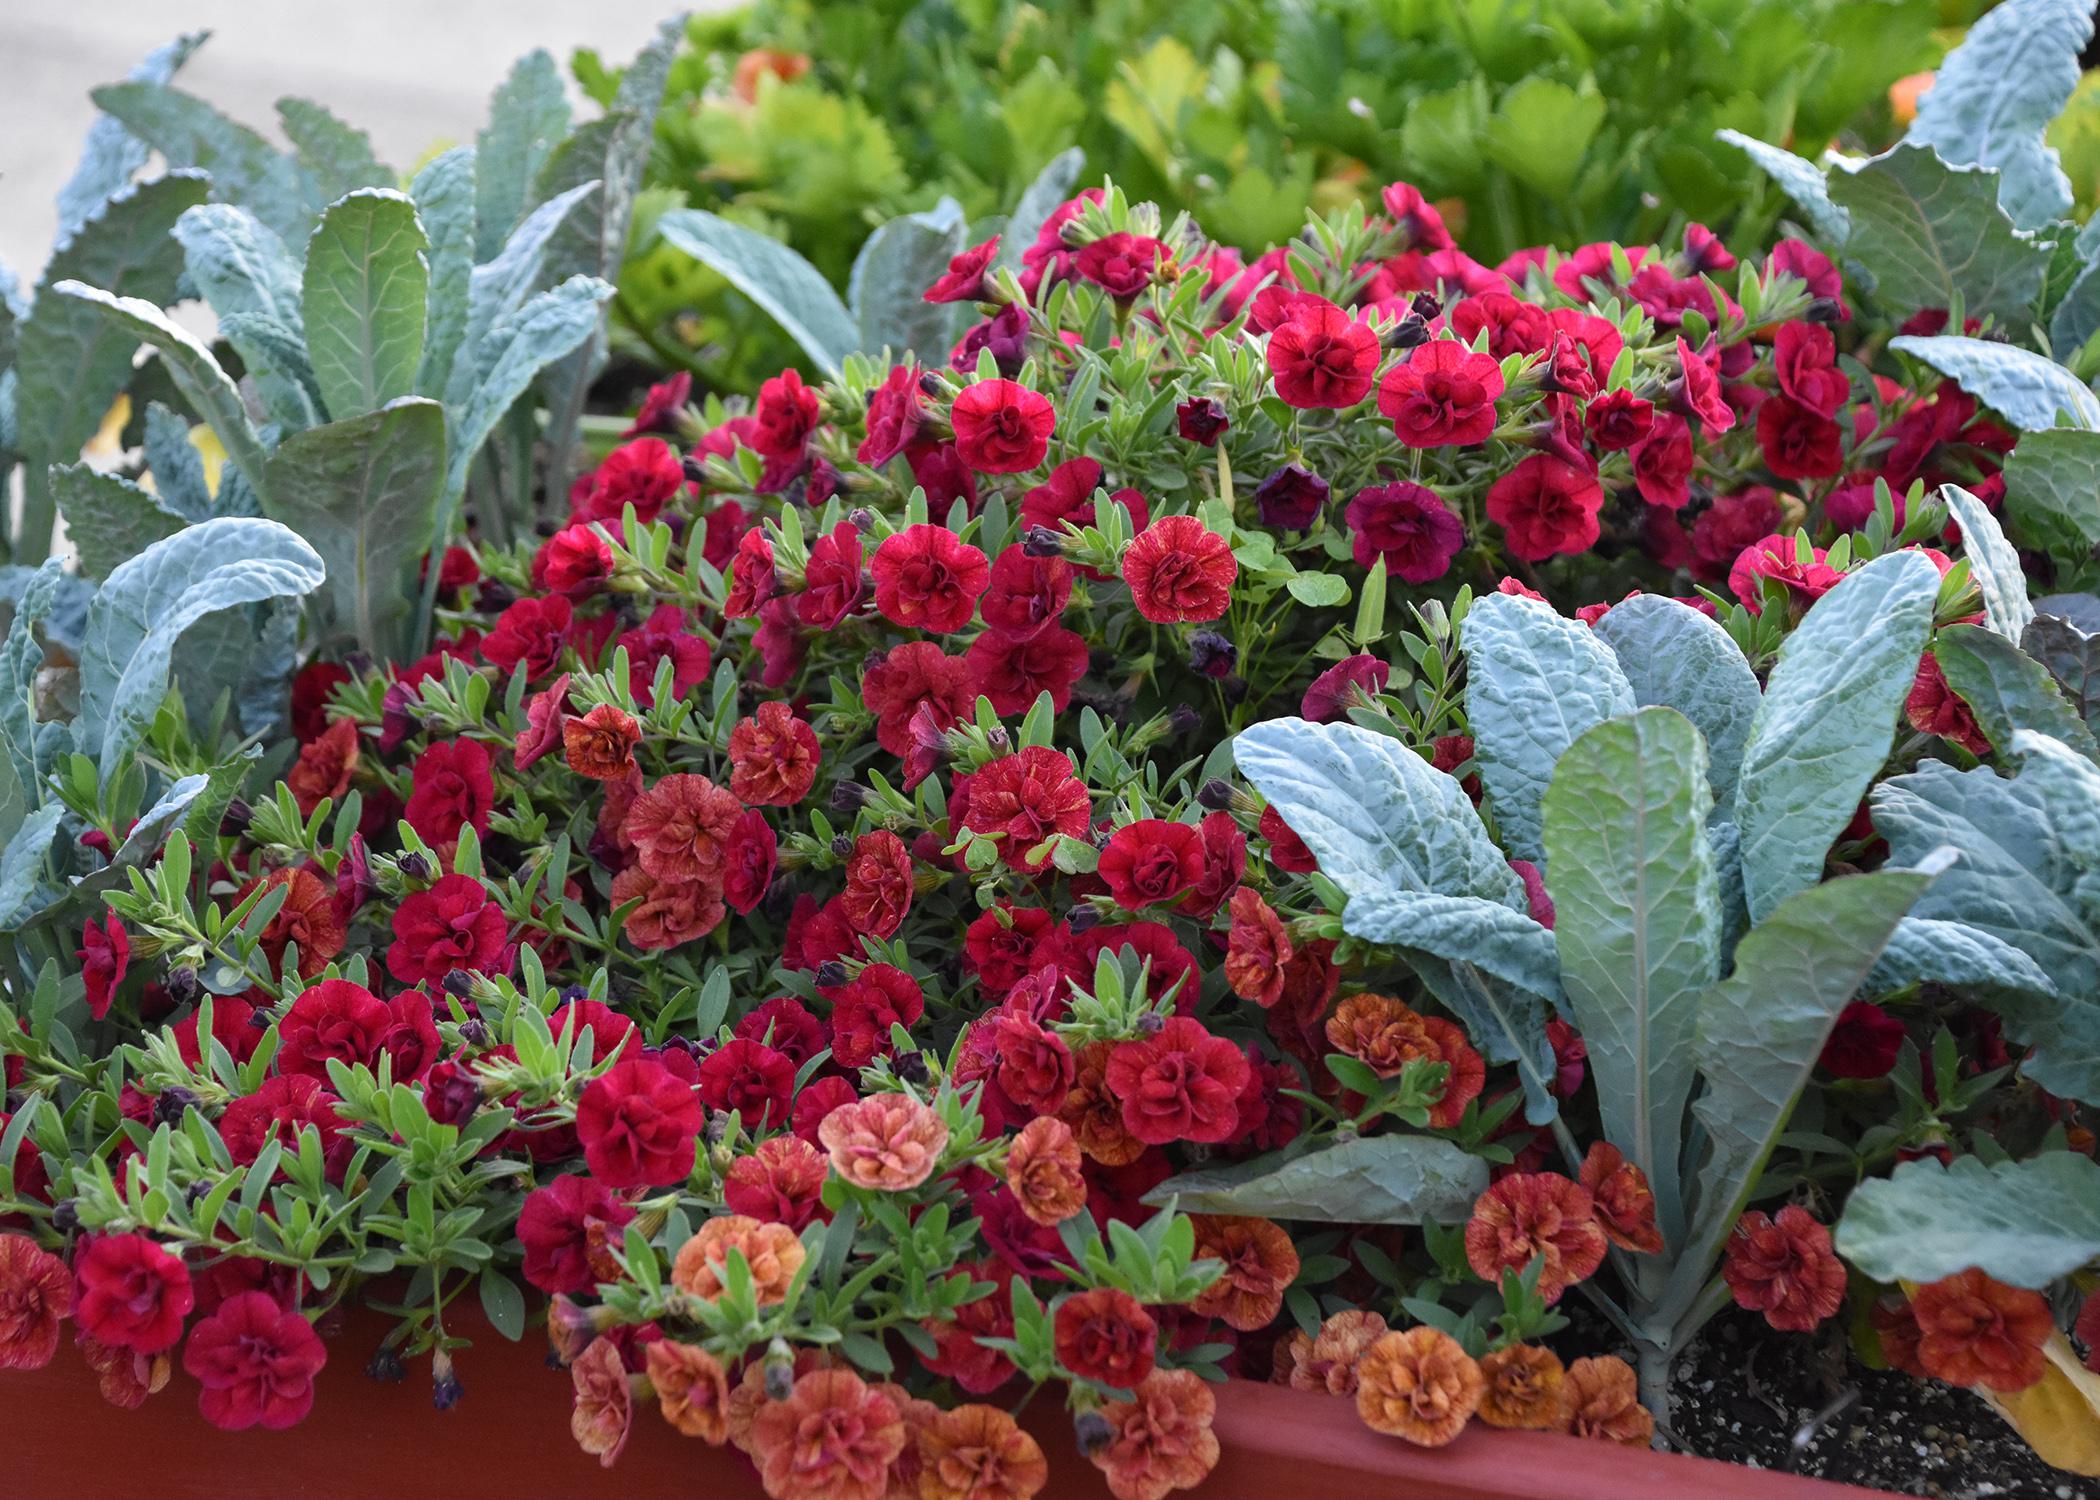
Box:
[302,190,430,420]
[1943,486,2036,643]
[0,805,66,929]
[410,147,477,398]
[849,198,968,360]
[1827,145,2051,322]
[46,282,273,512]
[75,518,326,775]
[52,32,207,254]
[1891,335,2100,432]
[1343,890,1560,1002]
[1714,130,1850,243]
[1837,1153,2100,1288]
[1232,718,1523,907]
[264,399,445,657]
[995,147,1086,274]
[2024,613,2100,737]
[445,275,611,513]
[275,98,392,202]
[478,1265,527,1341]
[1460,590,1635,866]
[1735,550,1940,922]
[1668,858,1945,1326]
[1285,572,1351,608]
[1593,594,1762,816]
[1933,624,2099,761]
[655,209,860,377]
[1142,1135,1488,1224]
[453,182,601,393]
[1542,708,1720,1248]
[1480,77,1605,196]
[2003,427,2100,559]
[170,204,318,430]
[141,403,214,523]
[1905,0,2091,228]
[473,49,571,261]
[89,81,309,241]
[47,465,185,580]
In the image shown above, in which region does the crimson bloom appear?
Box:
[182,1291,326,1431]
[73,1234,194,1354]
[1346,483,1464,583]
[277,978,390,1079]
[1099,820,1206,911]
[1723,1205,1847,1332]
[1266,298,1379,409]
[404,737,495,844]
[517,1175,635,1295]
[951,379,1054,473]
[959,746,1092,871]
[697,1038,796,1130]
[78,915,129,1021]
[575,1058,704,1189]
[925,235,1000,303]
[1378,339,1504,446]
[1484,454,1603,561]
[1122,515,1236,623]
[388,873,509,985]
[0,1233,72,1370]
[1076,233,1170,299]
[870,524,989,633]
[1105,1017,1248,1145]
[574,437,685,524]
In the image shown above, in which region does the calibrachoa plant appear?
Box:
[5,165,2100,1493]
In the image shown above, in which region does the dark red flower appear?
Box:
[1267,298,1379,409]
[1105,1017,1248,1146]
[723,1135,829,1231]
[1772,322,1849,419]
[1258,805,1318,873]
[616,603,712,707]
[1076,233,1169,299]
[290,661,350,743]
[1100,820,1206,912]
[1177,398,1229,446]
[1586,389,1654,453]
[979,546,1073,640]
[724,528,778,619]
[1301,656,1391,723]
[859,363,927,466]
[1056,1285,1159,1389]
[219,1077,346,1176]
[1346,482,1464,583]
[1452,291,1553,359]
[276,978,389,1080]
[1122,515,1236,623]
[1252,464,1330,532]
[482,595,573,680]
[576,1058,703,1189]
[965,626,1089,716]
[728,700,820,806]
[77,916,129,1021]
[960,746,1092,871]
[404,738,496,845]
[574,438,686,525]
[696,1038,795,1130]
[1767,238,1845,314]
[1485,454,1603,561]
[752,368,821,464]
[1756,395,1843,480]
[387,873,508,985]
[862,640,975,757]
[513,675,571,772]
[285,717,359,816]
[1728,533,1843,613]
[533,522,615,596]
[182,1291,326,1431]
[1906,653,1991,757]
[797,521,866,629]
[1820,1000,1906,1078]
[74,1234,193,1354]
[871,524,989,633]
[722,809,778,915]
[840,830,914,939]
[791,1076,859,1145]
[925,235,1000,303]
[621,371,691,437]
[830,964,926,1069]
[1378,339,1504,447]
[951,379,1054,473]
[518,1175,636,1294]
[1723,1205,1847,1332]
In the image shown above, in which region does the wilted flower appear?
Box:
[1284,1310,1389,1396]
[570,1336,634,1466]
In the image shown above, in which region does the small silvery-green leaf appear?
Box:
[1285,573,1350,608]
[1141,1134,1488,1224]
[47,282,273,511]
[1891,335,2100,432]
[1828,146,2051,322]
[411,146,477,397]
[996,148,1086,275]
[264,398,445,657]
[454,181,600,394]
[1593,593,1761,815]
[47,465,185,580]
[1714,130,1850,243]
[1837,1153,2100,1288]
[1343,890,1560,1002]
[1736,550,1940,922]
[1933,624,2099,761]
[0,563,65,796]
[2001,427,2100,559]
[473,49,571,261]
[1667,857,1945,1324]
[1904,0,2090,229]
[275,98,392,202]
[2024,614,2100,737]
[213,309,325,432]
[1460,591,1635,865]
[1233,718,1522,907]
[172,203,305,328]
[75,519,325,775]
[850,198,969,360]
[1543,708,1720,1246]
[0,804,67,930]
[302,189,429,421]
[1944,486,2036,643]
[655,209,860,377]
[52,32,207,255]
[89,81,310,241]
[2010,731,2100,866]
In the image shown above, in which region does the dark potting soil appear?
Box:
[1658,1308,2097,1499]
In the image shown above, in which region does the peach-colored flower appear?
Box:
[624,772,743,884]
[1578,1142,1664,1255]
[915,1402,1050,1500]
[1911,1268,2054,1392]
[1477,1344,1565,1430]
[0,1232,71,1370]
[565,702,642,781]
[1354,1326,1483,1446]
[1059,1041,1146,1166]
[1223,888,1292,1007]
[820,1093,950,1191]
[77,1333,172,1408]
[1560,1355,1653,1445]
[749,1367,907,1500]
[1005,1116,1086,1226]
[570,1336,634,1467]
[729,700,822,806]
[1286,1310,1389,1396]
[671,1214,808,1304]
[1722,1205,1846,1332]
[1091,1369,1220,1500]
[877,1381,941,1500]
[1189,1215,1301,1332]
[727,1348,832,1454]
[610,865,726,950]
[1464,1172,1608,1304]
[645,1338,730,1443]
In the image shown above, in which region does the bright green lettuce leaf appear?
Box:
[1837,1153,2100,1288]
[1593,593,1762,816]
[1142,1133,1488,1224]
[1542,708,1720,1247]
[1481,77,1605,196]
[302,189,429,421]
[1828,146,2051,322]
[1460,590,1635,866]
[1735,549,1940,922]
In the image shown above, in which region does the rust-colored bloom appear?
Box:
[1722,1205,1846,1332]
[1323,993,1482,1127]
[251,866,345,979]
[1355,1326,1484,1446]
[564,702,641,781]
[1223,887,1292,1007]
[286,716,359,813]
[1464,1172,1608,1305]
[1579,1142,1664,1255]
[820,1093,950,1191]
[749,1367,907,1500]
[1871,1293,1927,1378]
[1005,1115,1087,1226]
[1055,1287,1158,1389]
[0,1233,72,1370]
[916,1402,1049,1500]
[1059,1041,1147,1166]
[1189,1215,1300,1331]
[728,700,821,806]
[625,772,743,884]
[1286,1310,1389,1396]
[570,1336,635,1467]
[77,1333,172,1408]
[1091,1369,1220,1500]
[1477,1344,1565,1430]
[1911,1268,2054,1392]
[610,865,726,950]
[670,1214,807,1305]
[645,1339,730,1443]
[1560,1356,1652,1445]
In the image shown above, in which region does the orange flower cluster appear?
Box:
[670,1214,807,1304]
[1324,993,1485,1127]
[1463,1172,1609,1304]
[612,770,743,946]
[1355,1325,1484,1446]
[1189,1215,1301,1331]
[1559,1355,1653,1446]
[1090,1369,1221,1500]
[748,1367,908,1500]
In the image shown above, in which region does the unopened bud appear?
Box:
[894,1051,931,1086]
[1075,1410,1113,1456]
[1196,779,1235,811]
[1137,1011,1167,1036]
[154,1087,199,1126]
[442,969,475,998]
[164,966,202,1007]
[763,1340,796,1401]
[397,851,432,882]
[367,1345,407,1383]
[431,1349,463,1410]
[1021,526,1065,558]
[815,961,848,990]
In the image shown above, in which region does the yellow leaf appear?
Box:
[1979,1333,2100,1476]
[188,423,227,499]
[82,394,132,466]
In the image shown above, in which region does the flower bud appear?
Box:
[1187,631,1237,680]
[1196,778,1235,811]
[154,1087,199,1126]
[1410,291,1443,321]
[456,1018,489,1047]
[894,1051,932,1086]
[681,454,712,486]
[1067,904,1101,934]
[431,1349,463,1410]
[1075,1409,1113,1456]
[1168,704,1203,739]
[52,1199,79,1234]
[830,833,854,859]
[367,1345,407,1383]
[163,966,202,1007]
[442,969,475,998]
[705,1110,733,1147]
[847,506,877,532]
[397,851,433,883]
[476,581,518,614]
[220,800,254,837]
[815,961,848,990]
[1807,296,1843,325]
[1021,526,1066,558]
[830,781,868,812]
[1175,397,1229,447]
[1137,1011,1167,1036]
[763,1340,796,1401]
[1381,313,1430,351]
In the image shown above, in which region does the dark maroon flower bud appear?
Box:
[847,507,877,532]
[952,303,1029,378]
[1067,904,1101,934]
[1410,291,1443,321]
[341,652,375,678]
[705,1110,733,1146]
[367,1346,407,1383]
[1197,778,1235,810]
[457,1019,490,1047]
[1075,1409,1113,1457]
[1175,397,1229,446]
[52,1200,79,1234]
[1137,1011,1167,1035]
[1168,704,1203,739]
[830,781,868,812]
[398,851,432,882]
[378,680,420,753]
[476,581,517,614]
[681,454,712,486]
[815,960,849,990]
[154,1087,199,1126]
[985,726,1011,755]
[442,969,475,998]
[164,966,201,1007]
[830,833,854,859]
[763,1344,795,1401]
[1380,313,1430,351]
[893,1051,931,1086]
[1807,297,1843,325]
[432,1372,464,1410]
[1022,526,1066,557]
[1254,464,1329,532]
[220,800,253,837]
[1187,631,1238,679]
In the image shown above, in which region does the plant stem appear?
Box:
[1637,1338,1673,1442]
